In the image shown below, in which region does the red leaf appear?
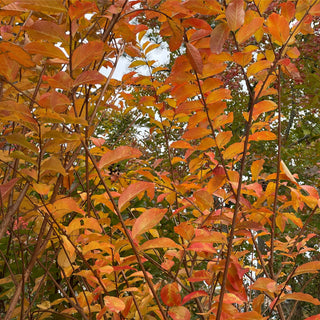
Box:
[0,178,19,200]
[132,208,167,239]
[186,43,203,74]
[210,23,230,54]
[182,290,208,305]
[226,0,245,31]
[73,70,106,87]
[160,283,181,307]
[304,314,320,320]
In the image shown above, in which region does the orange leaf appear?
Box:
[33,183,51,195]
[183,0,222,15]
[132,208,167,239]
[0,54,20,81]
[304,314,320,320]
[42,71,73,91]
[98,146,142,169]
[24,20,67,43]
[24,41,66,60]
[210,23,230,54]
[223,142,244,159]
[249,131,277,141]
[176,100,203,115]
[16,0,66,13]
[253,0,273,14]
[247,60,272,78]
[139,238,183,251]
[174,222,195,241]
[186,43,203,74]
[41,157,67,176]
[52,197,85,219]
[252,100,277,121]
[65,217,102,234]
[187,242,217,253]
[250,277,278,293]
[206,88,232,104]
[168,306,191,320]
[103,296,125,313]
[286,47,300,59]
[270,293,320,310]
[251,159,265,181]
[226,0,245,31]
[280,1,296,21]
[236,17,264,44]
[192,229,227,244]
[294,261,320,276]
[233,52,252,67]
[118,182,154,211]
[216,131,232,148]
[194,189,213,210]
[161,283,181,307]
[182,127,211,140]
[72,41,104,70]
[0,42,34,67]
[69,0,99,20]
[266,13,290,45]
[168,19,183,51]
[73,70,106,87]
[6,133,38,153]
[310,3,320,16]
[182,291,208,305]
[233,311,265,319]
[170,141,193,149]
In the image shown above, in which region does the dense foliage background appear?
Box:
[0,0,320,319]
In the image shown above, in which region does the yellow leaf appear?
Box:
[223,142,244,159]
[251,159,264,181]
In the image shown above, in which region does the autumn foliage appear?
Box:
[1,0,320,319]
